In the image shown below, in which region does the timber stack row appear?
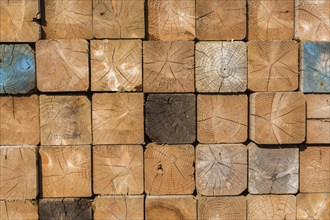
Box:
[0,0,329,219]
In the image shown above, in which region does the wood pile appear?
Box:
[0,0,329,219]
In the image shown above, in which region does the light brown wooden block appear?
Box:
[144,143,194,195]
[143,41,194,93]
[248,0,294,40]
[198,196,246,220]
[295,0,330,41]
[197,95,248,143]
[91,40,142,92]
[248,143,299,194]
[247,195,296,220]
[43,0,92,39]
[36,40,89,92]
[40,95,92,145]
[196,144,247,196]
[300,146,330,192]
[248,40,299,91]
[148,0,195,41]
[297,193,330,220]
[196,42,247,92]
[93,145,143,195]
[250,92,306,144]
[146,196,196,220]
[93,196,144,220]
[196,0,246,40]
[92,93,144,144]
[0,200,38,220]
[93,0,145,39]
[305,95,330,144]
[39,145,92,197]
[0,146,37,200]
[0,95,39,145]
[0,0,40,42]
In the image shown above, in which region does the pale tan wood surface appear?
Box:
[0,200,38,220]
[297,193,330,220]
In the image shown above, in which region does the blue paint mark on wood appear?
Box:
[0,44,35,94]
[301,42,330,93]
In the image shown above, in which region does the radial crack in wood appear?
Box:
[196,41,247,92]
[0,146,37,200]
[248,40,299,92]
[248,0,294,40]
[300,146,330,193]
[36,39,89,92]
[0,95,39,145]
[247,195,296,220]
[196,144,247,196]
[146,196,196,220]
[297,193,330,220]
[250,92,306,144]
[40,95,92,145]
[248,143,299,194]
[148,0,195,41]
[93,0,145,38]
[0,44,36,94]
[91,40,142,92]
[143,41,194,92]
[93,196,144,220]
[40,145,92,197]
[0,200,38,220]
[145,94,196,144]
[144,143,194,195]
[196,0,246,40]
[93,145,143,195]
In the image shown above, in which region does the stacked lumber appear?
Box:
[0,0,329,219]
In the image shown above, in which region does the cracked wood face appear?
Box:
[297,193,330,220]
[301,42,330,93]
[36,40,89,92]
[93,145,143,195]
[305,95,330,143]
[146,196,196,220]
[197,95,248,143]
[196,42,247,92]
[0,0,40,42]
[93,0,145,38]
[40,145,92,197]
[0,44,36,94]
[93,196,144,220]
[144,143,194,195]
[148,0,195,41]
[43,0,92,39]
[248,0,294,40]
[248,40,299,92]
[143,41,194,93]
[300,146,330,193]
[295,0,330,41]
[40,95,92,145]
[91,40,142,92]
[0,95,39,145]
[250,92,306,144]
[92,93,144,144]
[0,146,37,200]
[248,143,299,194]
[247,195,296,220]
[145,94,196,144]
[196,0,246,40]
[0,200,38,220]
[198,196,246,220]
[196,144,247,196]
[39,199,91,220]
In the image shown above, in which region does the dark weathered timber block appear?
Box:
[145,94,196,144]
[39,199,92,220]
[301,42,330,93]
[0,44,35,94]
[248,143,299,194]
